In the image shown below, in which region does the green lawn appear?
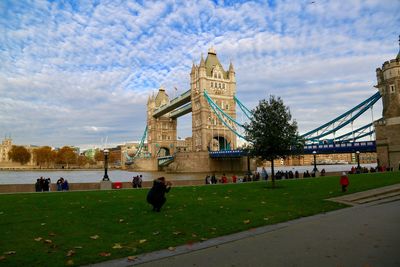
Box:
[0,172,399,266]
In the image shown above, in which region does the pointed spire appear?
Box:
[191,62,196,74]
[199,53,205,68]
[397,35,400,60]
[229,61,234,72]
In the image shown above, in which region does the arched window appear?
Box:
[211,82,213,88]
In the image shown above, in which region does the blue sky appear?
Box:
[0,0,399,149]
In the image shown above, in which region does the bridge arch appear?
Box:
[158,147,170,157]
[209,134,232,151]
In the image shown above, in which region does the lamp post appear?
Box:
[103,149,109,181]
[356,151,361,172]
[312,151,318,172]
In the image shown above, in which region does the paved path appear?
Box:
[88,194,400,267]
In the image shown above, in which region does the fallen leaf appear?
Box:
[44,240,52,244]
[99,252,111,257]
[0,256,5,261]
[224,196,229,199]
[128,231,134,235]
[220,206,224,209]
[200,237,207,241]
[173,231,182,235]
[153,231,160,235]
[264,217,269,221]
[197,197,203,201]
[112,243,123,249]
[66,250,75,257]
[90,235,99,240]
[210,227,217,231]
[243,220,251,224]
[119,219,124,223]
[4,251,16,255]
[168,246,175,251]
[127,256,137,261]
[74,246,83,249]
[48,232,56,236]
[81,206,85,209]
[139,239,147,244]
[261,201,266,204]
[41,223,46,226]
[34,237,43,242]
[191,233,197,237]
[66,259,74,266]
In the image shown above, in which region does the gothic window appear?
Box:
[214,73,217,78]
[222,83,225,89]
[218,73,221,79]
[390,84,395,93]
[211,82,213,88]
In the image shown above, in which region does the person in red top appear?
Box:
[220,173,228,184]
[340,172,349,192]
[232,174,237,183]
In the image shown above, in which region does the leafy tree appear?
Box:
[8,145,31,165]
[94,149,119,166]
[244,95,303,187]
[77,155,89,167]
[56,146,77,168]
[34,146,56,168]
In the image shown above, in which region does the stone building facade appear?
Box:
[0,137,12,163]
[147,87,177,157]
[374,39,400,169]
[190,47,237,152]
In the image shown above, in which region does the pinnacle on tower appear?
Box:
[199,53,206,68]
[191,62,196,74]
[397,34,400,59]
[208,46,216,55]
[229,61,234,72]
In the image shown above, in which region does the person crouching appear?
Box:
[147,177,172,212]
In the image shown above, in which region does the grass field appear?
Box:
[0,172,399,266]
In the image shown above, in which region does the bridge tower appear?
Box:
[374,36,400,169]
[190,47,237,152]
[147,87,177,157]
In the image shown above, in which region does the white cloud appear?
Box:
[0,0,399,148]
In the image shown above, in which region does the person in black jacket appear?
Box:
[147,177,172,212]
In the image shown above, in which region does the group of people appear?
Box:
[56,177,69,191]
[35,177,51,192]
[34,176,69,192]
[132,175,143,188]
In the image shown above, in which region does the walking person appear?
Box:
[340,172,350,192]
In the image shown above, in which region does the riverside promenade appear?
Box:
[88,185,400,267]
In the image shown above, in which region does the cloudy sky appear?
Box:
[1,0,399,149]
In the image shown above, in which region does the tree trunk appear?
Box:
[270,158,275,188]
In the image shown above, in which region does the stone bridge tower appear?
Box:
[147,87,177,157]
[190,48,237,152]
[374,37,400,169]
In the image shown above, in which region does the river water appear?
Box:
[0,163,376,185]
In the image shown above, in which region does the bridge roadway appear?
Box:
[153,90,191,118]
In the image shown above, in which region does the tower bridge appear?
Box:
[125,40,400,172]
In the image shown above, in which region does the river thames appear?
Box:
[0,163,376,185]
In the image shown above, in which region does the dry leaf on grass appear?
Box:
[127,255,137,261]
[3,251,16,255]
[191,233,197,237]
[99,252,111,257]
[264,217,269,221]
[200,238,207,241]
[90,235,99,240]
[48,232,56,236]
[44,240,52,244]
[152,231,160,235]
[66,259,74,266]
[197,197,203,201]
[66,250,75,257]
[74,246,83,249]
[243,219,251,224]
[112,243,123,249]
[139,239,147,244]
[168,246,175,251]
[119,219,124,223]
[34,237,43,242]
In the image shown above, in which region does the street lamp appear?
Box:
[103,149,110,181]
[356,151,361,172]
[312,151,318,172]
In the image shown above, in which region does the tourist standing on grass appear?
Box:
[147,177,172,212]
[205,175,211,184]
[232,174,237,183]
[132,175,143,188]
[220,173,228,183]
[211,173,217,184]
[340,172,349,192]
[35,179,41,192]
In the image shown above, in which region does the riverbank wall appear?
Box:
[0,172,344,194]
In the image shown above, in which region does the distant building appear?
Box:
[0,137,12,163]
